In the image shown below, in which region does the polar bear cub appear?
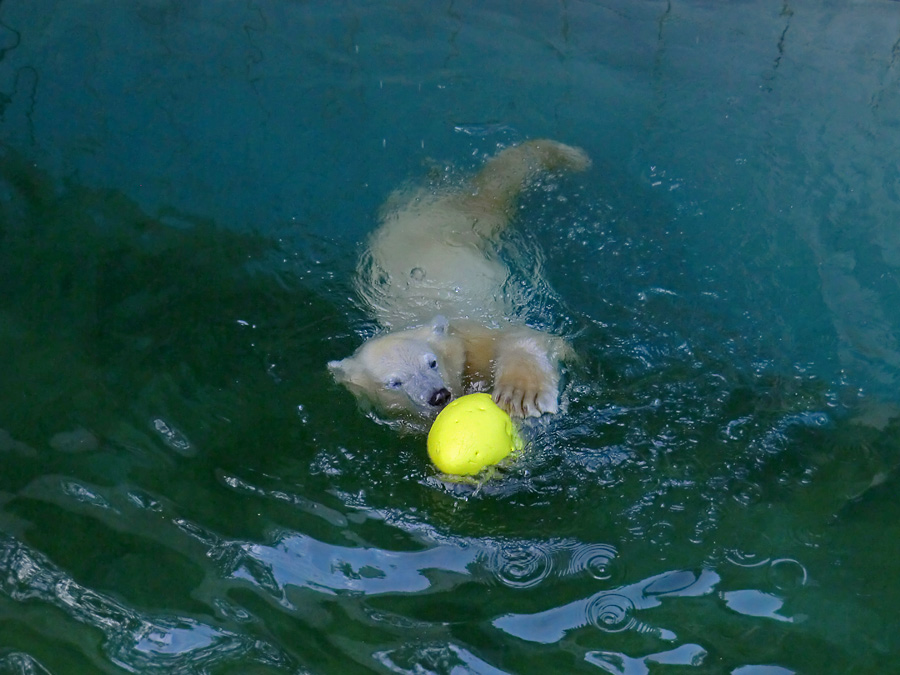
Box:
[329,139,590,423]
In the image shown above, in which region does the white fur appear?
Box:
[330,140,590,423]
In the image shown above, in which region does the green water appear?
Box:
[1,1,900,673]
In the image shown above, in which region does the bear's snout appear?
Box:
[428,388,452,408]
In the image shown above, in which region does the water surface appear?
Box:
[1,2,899,673]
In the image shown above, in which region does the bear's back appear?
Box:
[357,191,513,328]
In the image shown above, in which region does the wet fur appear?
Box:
[329,139,589,421]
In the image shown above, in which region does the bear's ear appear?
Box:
[430,315,449,335]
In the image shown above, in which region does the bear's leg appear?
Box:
[464,140,591,231]
[491,332,564,418]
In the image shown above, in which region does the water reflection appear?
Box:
[0,534,288,672]
[493,568,720,644]
[481,542,555,589]
[240,533,472,596]
[585,643,707,675]
[721,590,794,624]
[567,543,623,582]
[0,652,53,675]
[1,0,900,673]
[228,532,625,598]
[375,642,510,675]
[586,593,638,633]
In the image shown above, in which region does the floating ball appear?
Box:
[427,393,523,476]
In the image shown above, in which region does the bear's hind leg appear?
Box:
[465,140,591,228]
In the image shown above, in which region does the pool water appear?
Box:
[1,2,899,673]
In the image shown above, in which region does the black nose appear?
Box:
[428,388,452,408]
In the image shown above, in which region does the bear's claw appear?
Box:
[493,382,559,418]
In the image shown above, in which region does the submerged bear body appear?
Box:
[329,139,590,426]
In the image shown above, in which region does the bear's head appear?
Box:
[328,316,465,422]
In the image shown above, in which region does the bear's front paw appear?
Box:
[493,375,559,418]
[492,333,563,418]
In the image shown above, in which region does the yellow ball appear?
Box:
[427,393,523,476]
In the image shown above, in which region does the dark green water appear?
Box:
[1,2,899,673]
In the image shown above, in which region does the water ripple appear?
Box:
[488,542,555,589]
[567,543,623,582]
[0,428,36,457]
[60,481,112,510]
[725,549,772,568]
[727,477,764,506]
[586,592,637,633]
[0,652,52,674]
[0,533,289,671]
[768,558,808,591]
[151,418,194,456]
[647,521,676,547]
[49,427,99,453]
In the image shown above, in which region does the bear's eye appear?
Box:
[429,359,438,369]
[388,378,403,389]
